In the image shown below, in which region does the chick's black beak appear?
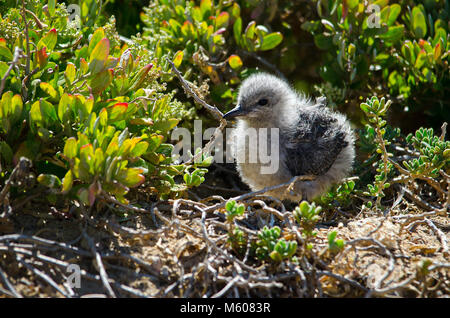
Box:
[223,105,245,120]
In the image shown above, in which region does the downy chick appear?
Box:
[223,73,355,201]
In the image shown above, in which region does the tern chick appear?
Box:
[224,73,355,201]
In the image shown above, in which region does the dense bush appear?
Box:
[140,0,285,111]
[0,0,448,216]
[0,0,210,206]
[303,0,450,129]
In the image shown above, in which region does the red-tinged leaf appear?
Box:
[228,54,243,70]
[80,58,89,74]
[181,21,194,37]
[88,28,105,55]
[38,28,57,50]
[173,50,183,68]
[90,69,113,94]
[36,47,48,69]
[89,38,110,74]
[216,12,229,28]
[0,38,6,47]
[107,102,128,122]
[434,42,441,60]
[419,39,427,48]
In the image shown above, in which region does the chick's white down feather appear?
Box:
[225,73,355,201]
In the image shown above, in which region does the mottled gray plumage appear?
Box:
[224,73,355,201]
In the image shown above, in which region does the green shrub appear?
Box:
[303,0,450,126]
[0,0,209,206]
[139,0,284,109]
[255,225,297,262]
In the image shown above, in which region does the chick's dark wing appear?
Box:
[283,112,348,177]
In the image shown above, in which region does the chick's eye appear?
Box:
[258,98,268,106]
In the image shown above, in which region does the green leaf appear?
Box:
[99,108,108,126]
[0,61,8,79]
[387,4,401,26]
[0,46,13,60]
[152,118,179,133]
[128,63,153,92]
[328,231,337,245]
[412,7,427,39]
[65,63,76,84]
[38,99,58,125]
[48,0,56,16]
[57,93,73,122]
[90,69,113,94]
[62,170,73,193]
[37,174,61,188]
[260,32,283,51]
[225,200,235,212]
[0,141,13,163]
[314,34,332,50]
[245,21,256,40]
[40,82,59,101]
[380,25,404,44]
[231,3,240,19]
[233,17,242,46]
[10,94,23,122]
[64,137,78,159]
[116,168,145,188]
[200,0,212,19]
[130,141,149,157]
